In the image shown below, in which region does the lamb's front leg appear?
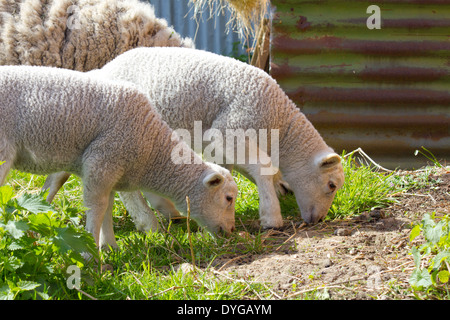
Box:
[99,192,118,249]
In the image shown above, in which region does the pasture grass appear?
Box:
[0,152,429,300]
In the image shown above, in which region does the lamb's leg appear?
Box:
[83,182,115,248]
[42,172,71,203]
[118,191,159,232]
[0,157,12,186]
[142,191,182,221]
[99,192,118,249]
[233,142,283,229]
[0,139,14,185]
[242,163,283,229]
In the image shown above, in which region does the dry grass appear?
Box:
[189,0,270,40]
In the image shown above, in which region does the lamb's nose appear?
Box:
[218,225,234,237]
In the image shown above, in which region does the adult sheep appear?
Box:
[0,66,237,248]
[0,0,194,71]
[45,47,345,229]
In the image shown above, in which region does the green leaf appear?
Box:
[27,212,55,236]
[410,225,421,242]
[0,185,14,205]
[4,256,24,271]
[0,284,13,300]
[51,226,97,257]
[16,193,53,214]
[411,247,421,269]
[16,281,40,292]
[409,268,433,290]
[7,241,24,251]
[437,270,449,284]
[431,251,450,270]
[3,220,29,239]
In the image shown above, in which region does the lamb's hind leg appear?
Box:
[0,156,12,186]
[0,139,14,185]
[142,191,182,222]
[42,172,71,203]
[118,191,160,232]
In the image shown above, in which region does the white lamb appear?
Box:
[0,66,237,248]
[45,47,345,229]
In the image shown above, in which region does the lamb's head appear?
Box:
[285,150,344,224]
[187,164,237,235]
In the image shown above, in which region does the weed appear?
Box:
[409,212,450,298]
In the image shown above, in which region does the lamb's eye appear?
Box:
[328,182,337,192]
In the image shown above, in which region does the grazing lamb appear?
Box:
[46,47,345,228]
[0,66,237,248]
[0,0,194,71]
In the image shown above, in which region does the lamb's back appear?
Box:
[0,66,156,174]
[99,47,292,131]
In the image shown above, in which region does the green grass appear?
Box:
[0,152,437,300]
[328,151,403,219]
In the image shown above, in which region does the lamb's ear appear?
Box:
[203,172,225,188]
[318,153,341,169]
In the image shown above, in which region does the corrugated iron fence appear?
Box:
[270,0,450,169]
[148,0,248,56]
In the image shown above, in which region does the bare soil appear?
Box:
[211,168,450,299]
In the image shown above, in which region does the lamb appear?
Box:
[0,65,237,248]
[45,47,345,229]
[0,0,194,71]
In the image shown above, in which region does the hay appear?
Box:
[190,0,270,41]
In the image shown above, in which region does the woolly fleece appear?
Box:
[0,0,194,71]
[91,47,345,227]
[0,66,237,246]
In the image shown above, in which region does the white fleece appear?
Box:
[0,66,237,247]
[91,47,345,227]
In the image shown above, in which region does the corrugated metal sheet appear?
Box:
[147,0,248,56]
[270,0,450,169]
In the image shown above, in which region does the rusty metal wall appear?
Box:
[270,0,450,169]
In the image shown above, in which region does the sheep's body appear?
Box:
[85,47,345,227]
[0,0,195,231]
[0,0,193,71]
[0,66,237,247]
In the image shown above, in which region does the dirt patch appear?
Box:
[213,169,450,299]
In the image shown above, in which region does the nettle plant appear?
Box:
[0,183,97,299]
[409,212,450,294]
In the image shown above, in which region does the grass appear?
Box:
[0,151,444,300]
[328,151,403,219]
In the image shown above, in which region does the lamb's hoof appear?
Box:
[260,220,285,231]
[170,216,184,224]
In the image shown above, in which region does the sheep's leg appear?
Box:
[0,158,12,186]
[240,162,283,229]
[42,172,71,203]
[84,192,110,247]
[118,191,159,232]
[142,191,182,221]
[233,141,283,229]
[98,192,119,249]
[0,138,14,185]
